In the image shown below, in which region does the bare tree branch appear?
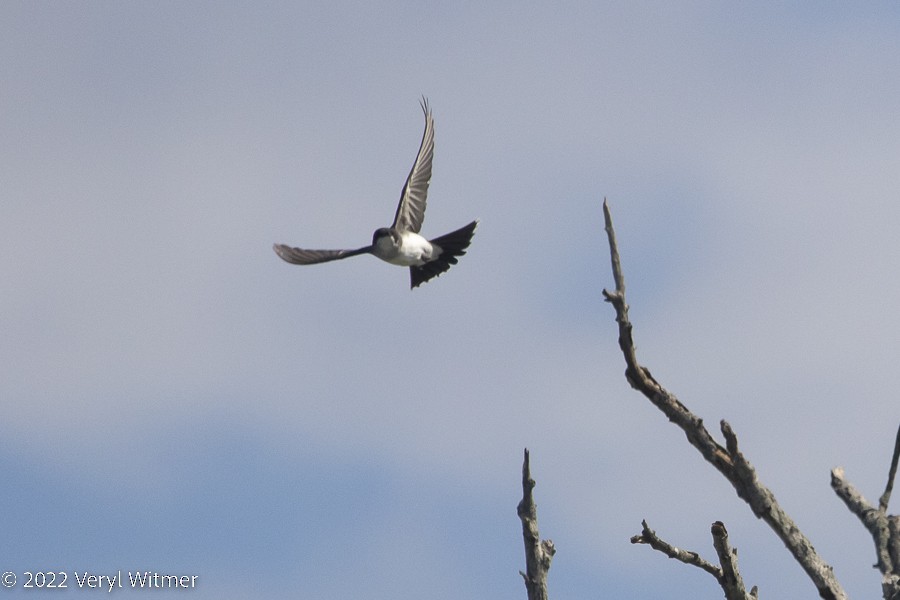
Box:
[831,467,894,575]
[600,199,847,600]
[711,521,754,600]
[631,519,756,599]
[518,448,555,600]
[879,424,900,513]
[831,426,900,600]
[891,518,900,597]
[631,519,721,578]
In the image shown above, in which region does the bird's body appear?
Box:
[373,229,435,266]
[273,98,477,289]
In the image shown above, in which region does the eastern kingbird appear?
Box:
[273,98,477,289]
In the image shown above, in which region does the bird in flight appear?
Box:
[273,98,478,289]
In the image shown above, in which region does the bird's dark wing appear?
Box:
[273,244,371,265]
[391,97,434,234]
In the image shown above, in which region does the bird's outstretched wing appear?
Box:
[391,97,434,234]
[273,244,371,265]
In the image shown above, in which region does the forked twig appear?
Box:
[631,520,755,599]
[631,519,720,577]
[831,423,900,598]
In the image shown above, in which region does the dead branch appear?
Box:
[600,199,846,600]
[711,521,755,600]
[631,519,720,578]
[518,448,555,600]
[631,520,756,600]
[831,468,894,575]
[879,424,900,513]
[831,424,900,599]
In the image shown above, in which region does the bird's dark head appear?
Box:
[372,227,394,245]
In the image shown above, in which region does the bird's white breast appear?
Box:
[377,232,435,266]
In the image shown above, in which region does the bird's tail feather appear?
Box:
[409,220,478,288]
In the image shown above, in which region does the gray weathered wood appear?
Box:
[601,199,846,600]
[517,449,555,600]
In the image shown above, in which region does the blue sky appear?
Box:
[2,2,900,598]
